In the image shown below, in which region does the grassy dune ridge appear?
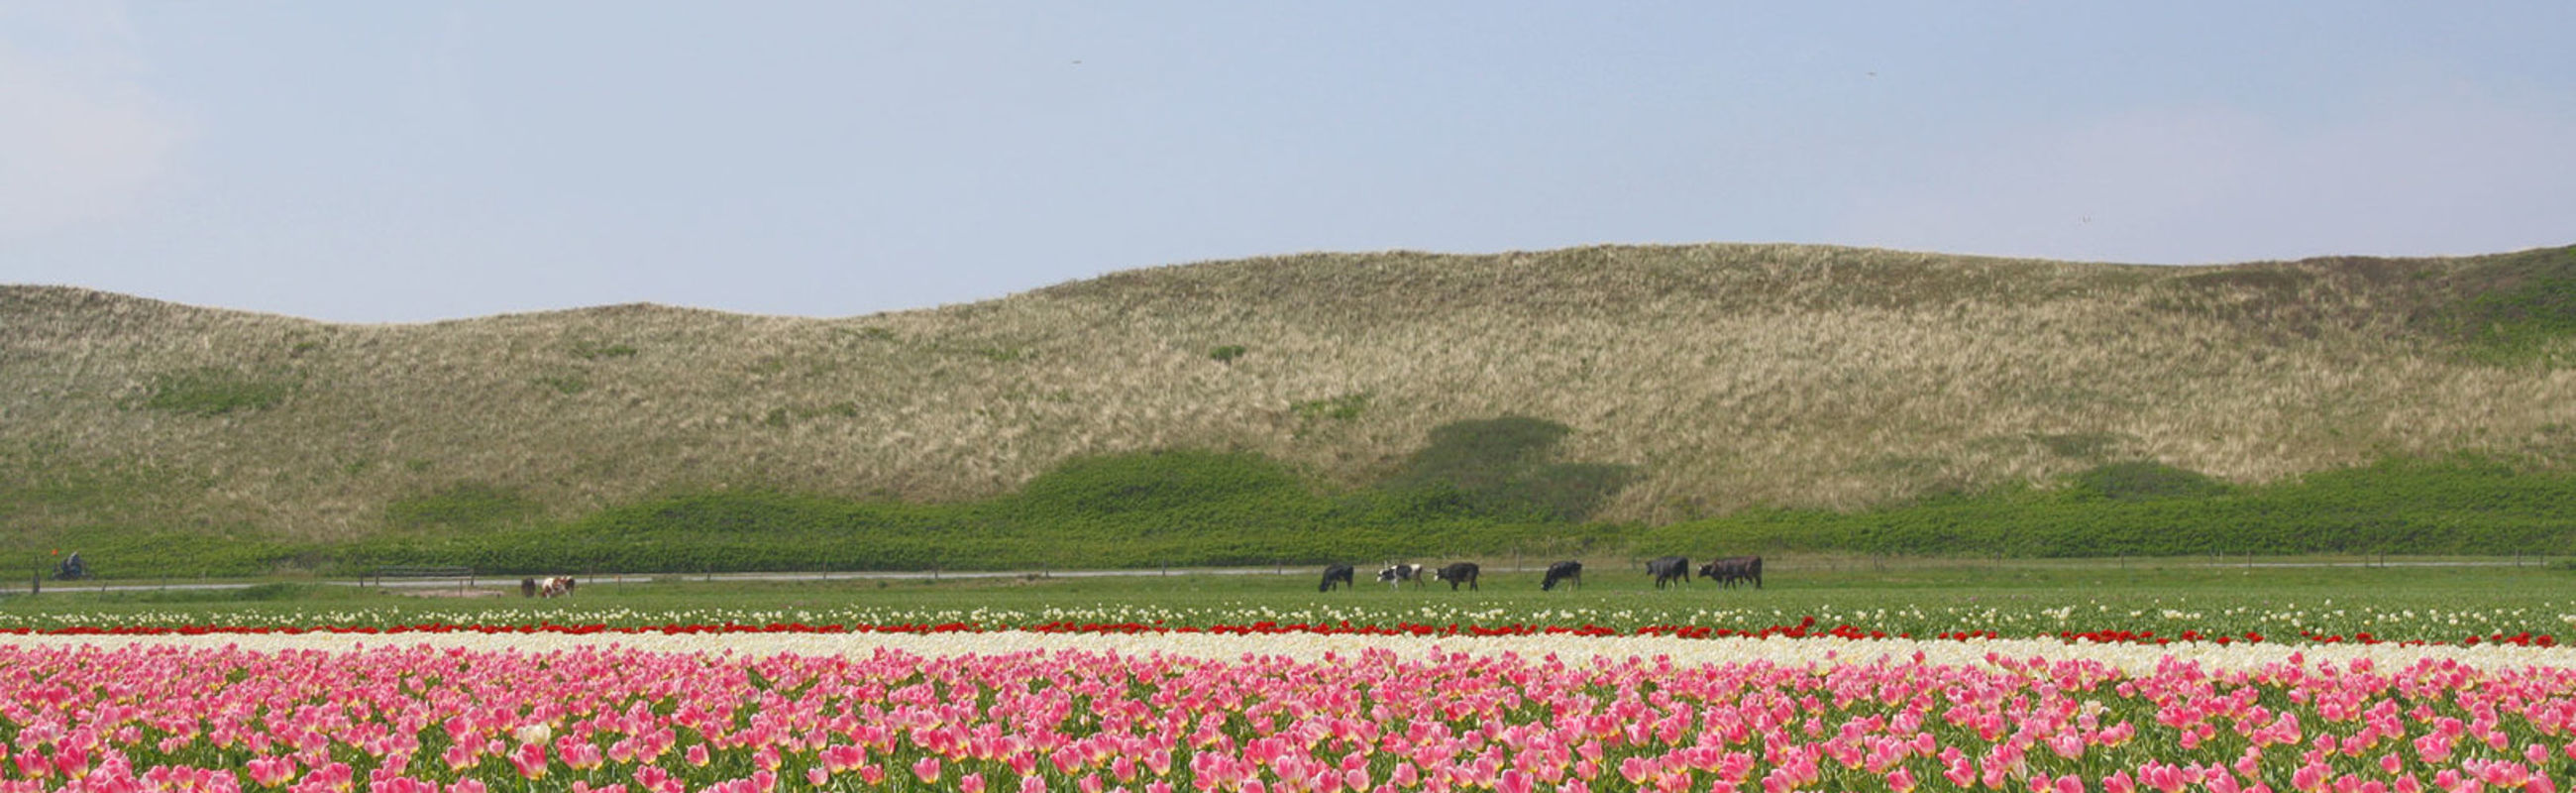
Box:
[5,243,2573,566]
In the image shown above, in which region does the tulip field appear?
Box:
[5,562,2576,791]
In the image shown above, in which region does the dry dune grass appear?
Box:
[4,243,2572,540]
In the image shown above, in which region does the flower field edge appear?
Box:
[4,640,2576,793]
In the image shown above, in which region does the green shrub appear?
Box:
[1292,393,1369,421]
[386,484,540,530]
[534,374,590,395]
[568,341,639,360]
[1005,449,1321,524]
[2036,432,2126,459]
[141,370,295,416]
[1209,345,1246,363]
[1380,416,1633,521]
[2070,461,2229,501]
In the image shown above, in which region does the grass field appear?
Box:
[8,557,2571,642]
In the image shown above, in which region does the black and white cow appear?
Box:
[1319,564,1355,592]
[1541,561,1583,591]
[1434,562,1480,591]
[1646,556,1691,590]
[1376,563,1427,589]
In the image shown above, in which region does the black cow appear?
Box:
[1647,555,1691,589]
[1376,564,1427,589]
[1541,561,1583,591]
[1319,564,1355,592]
[1698,555,1765,589]
[1434,562,1480,591]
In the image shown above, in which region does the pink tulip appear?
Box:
[507,743,546,780]
[1619,756,1655,785]
[2292,763,2326,793]
[2105,770,2136,793]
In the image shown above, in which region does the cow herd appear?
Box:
[1320,556,1761,593]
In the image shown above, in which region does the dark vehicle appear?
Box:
[1320,564,1355,592]
[1541,561,1583,591]
[1698,555,1764,589]
[1434,562,1480,591]
[1646,555,1690,589]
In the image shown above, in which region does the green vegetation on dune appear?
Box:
[138,368,299,416]
[1647,457,2576,558]
[1379,416,1635,522]
[20,444,2576,579]
[2448,244,2576,365]
[385,484,544,531]
[341,441,1625,576]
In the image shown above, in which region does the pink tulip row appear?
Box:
[1,643,2573,793]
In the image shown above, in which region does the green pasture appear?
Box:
[6,556,2571,642]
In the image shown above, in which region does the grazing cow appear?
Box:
[538,576,578,598]
[1698,556,1765,589]
[1319,564,1355,592]
[1541,560,1583,591]
[1647,556,1691,589]
[519,578,538,598]
[1376,564,1427,589]
[1433,562,1480,591]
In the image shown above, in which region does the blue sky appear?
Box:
[4,3,2572,322]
